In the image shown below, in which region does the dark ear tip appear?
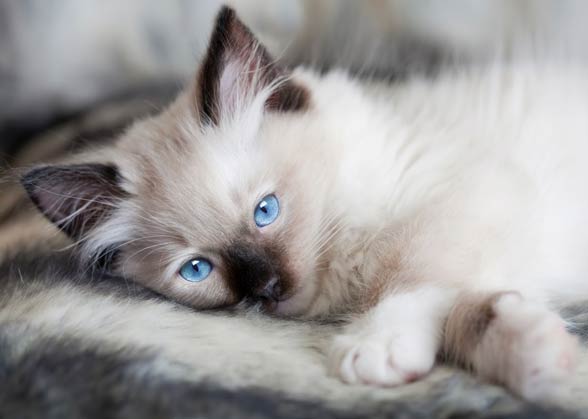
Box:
[20,166,61,212]
[19,163,127,239]
[217,5,236,21]
[215,5,248,36]
[20,166,49,196]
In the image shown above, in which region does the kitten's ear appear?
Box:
[21,164,128,239]
[197,6,309,125]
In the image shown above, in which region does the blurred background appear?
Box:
[1,0,587,163]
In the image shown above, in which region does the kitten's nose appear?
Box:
[256,276,282,302]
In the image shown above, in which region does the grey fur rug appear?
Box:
[0,250,586,419]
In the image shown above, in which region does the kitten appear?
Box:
[21,6,588,401]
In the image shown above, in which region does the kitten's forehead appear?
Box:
[198,130,265,196]
[128,121,272,248]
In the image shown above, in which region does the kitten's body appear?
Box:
[274,63,587,397]
[311,65,588,313]
[21,7,588,402]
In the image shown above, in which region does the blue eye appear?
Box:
[254,194,280,227]
[179,258,212,282]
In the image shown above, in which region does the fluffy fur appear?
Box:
[21,6,588,402]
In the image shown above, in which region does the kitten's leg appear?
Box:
[329,286,456,386]
[443,292,579,402]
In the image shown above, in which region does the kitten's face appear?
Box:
[22,7,336,317]
[116,110,332,316]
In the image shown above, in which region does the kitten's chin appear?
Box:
[272,298,308,317]
[271,281,319,318]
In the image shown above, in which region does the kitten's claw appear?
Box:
[329,333,435,386]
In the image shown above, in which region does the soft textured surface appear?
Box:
[0,250,586,419]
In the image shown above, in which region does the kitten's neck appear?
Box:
[302,76,460,317]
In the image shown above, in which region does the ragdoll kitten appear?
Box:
[22,7,588,401]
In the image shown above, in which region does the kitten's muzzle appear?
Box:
[254,276,283,303]
[224,242,292,308]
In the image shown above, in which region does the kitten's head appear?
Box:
[22,7,341,317]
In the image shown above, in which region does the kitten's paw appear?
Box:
[329,333,435,387]
[477,294,579,402]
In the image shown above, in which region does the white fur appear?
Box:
[268,63,588,310]
[329,286,456,386]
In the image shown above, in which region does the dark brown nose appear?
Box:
[224,242,285,304]
[255,276,282,302]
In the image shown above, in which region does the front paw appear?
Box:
[475,294,579,402]
[328,333,436,386]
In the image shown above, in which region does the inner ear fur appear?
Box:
[196,6,309,125]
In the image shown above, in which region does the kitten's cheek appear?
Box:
[273,280,317,317]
